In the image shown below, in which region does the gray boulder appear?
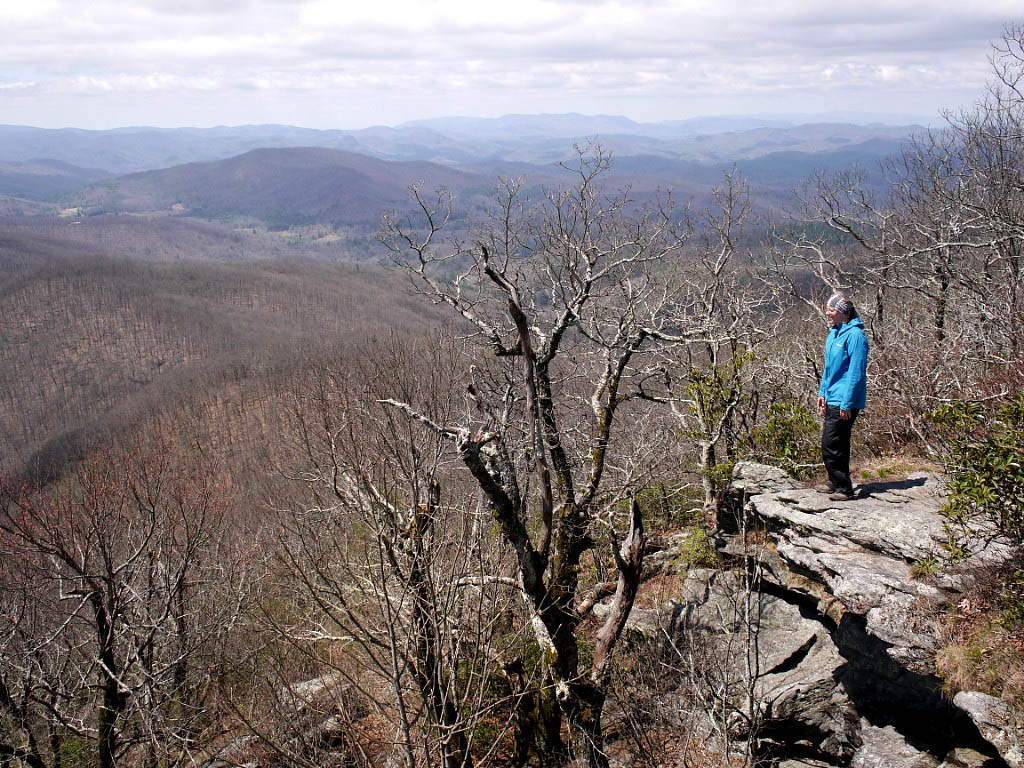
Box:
[852,724,939,768]
[954,691,1023,768]
[730,461,802,496]
[941,747,1004,767]
[750,472,949,563]
[615,463,1018,767]
[665,568,860,762]
[723,464,1019,767]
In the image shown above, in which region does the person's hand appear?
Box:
[817,396,825,414]
[840,409,851,421]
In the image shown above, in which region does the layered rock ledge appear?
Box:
[735,463,1014,672]
[726,462,1019,767]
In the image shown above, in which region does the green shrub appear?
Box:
[911,554,941,579]
[744,401,819,479]
[677,526,718,569]
[706,461,736,501]
[60,737,96,768]
[928,395,1024,560]
[625,482,704,529]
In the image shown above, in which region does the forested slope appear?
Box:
[0,214,374,261]
[0,229,443,476]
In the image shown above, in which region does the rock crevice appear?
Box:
[727,462,1018,767]
[625,462,1018,767]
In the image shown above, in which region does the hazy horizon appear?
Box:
[0,109,941,134]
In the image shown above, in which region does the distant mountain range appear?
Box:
[59,143,902,230]
[0,115,923,174]
[399,112,923,143]
[0,159,112,201]
[0,114,924,229]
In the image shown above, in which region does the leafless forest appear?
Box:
[2,25,1024,768]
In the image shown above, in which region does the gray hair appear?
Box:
[827,292,857,319]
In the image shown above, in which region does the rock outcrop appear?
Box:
[667,567,862,761]
[724,462,1017,767]
[615,462,1017,766]
[954,692,1024,768]
[736,463,1012,675]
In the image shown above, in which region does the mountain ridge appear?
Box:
[0,116,924,175]
[66,146,493,226]
[61,142,905,229]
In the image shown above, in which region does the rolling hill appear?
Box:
[0,213,373,261]
[0,159,112,201]
[60,141,900,232]
[67,147,494,226]
[0,117,919,232]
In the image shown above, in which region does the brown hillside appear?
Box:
[0,228,445,475]
[0,213,379,261]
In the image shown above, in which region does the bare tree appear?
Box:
[642,171,778,526]
[260,334,522,768]
[379,146,699,767]
[0,431,249,768]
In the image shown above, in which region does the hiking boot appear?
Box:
[828,489,856,501]
[813,482,834,493]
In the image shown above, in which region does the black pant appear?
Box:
[822,405,859,494]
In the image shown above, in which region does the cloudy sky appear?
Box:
[2,0,1020,130]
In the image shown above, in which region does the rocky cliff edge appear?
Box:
[721,462,1020,767]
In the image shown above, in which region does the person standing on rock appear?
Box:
[816,293,868,501]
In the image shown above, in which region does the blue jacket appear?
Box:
[818,317,868,410]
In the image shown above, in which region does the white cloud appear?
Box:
[0,0,1013,128]
[2,0,61,23]
[57,74,222,94]
[0,80,37,92]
